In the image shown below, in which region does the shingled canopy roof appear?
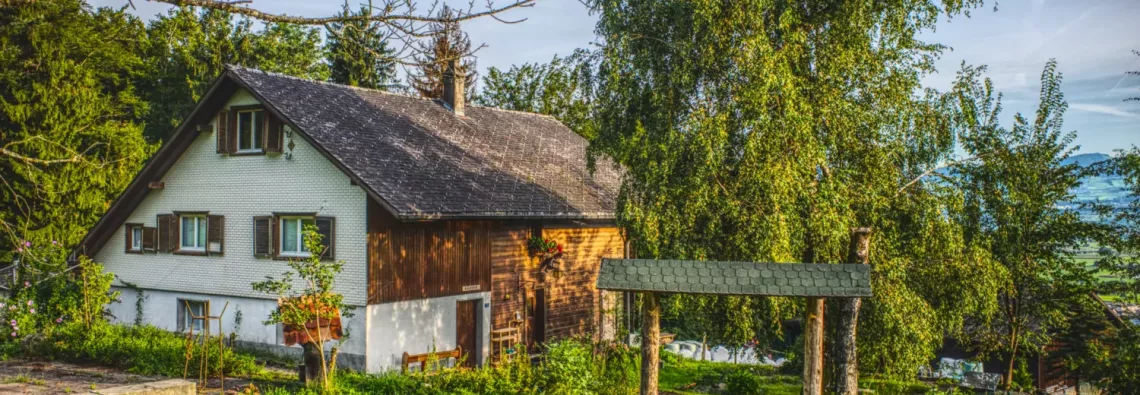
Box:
[228,66,622,220]
[596,259,872,297]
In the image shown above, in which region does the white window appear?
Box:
[236,109,263,152]
[180,299,206,332]
[279,216,315,257]
[180,215,207,251]
[130,225,143,251]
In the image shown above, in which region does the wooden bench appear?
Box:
[401,346,463,374]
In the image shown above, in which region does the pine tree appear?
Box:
[407,6,477,99]
[326,2,397,90]
[0,0,156,253]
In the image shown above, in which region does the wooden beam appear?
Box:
[641,292,660,395]
[833,227,872,395]
[803,297,825,395]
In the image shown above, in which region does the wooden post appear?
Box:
[803,297,825,395]
[834,227,871,395]
[641,292,660,395]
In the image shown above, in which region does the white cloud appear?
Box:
[1070,103,1140,118]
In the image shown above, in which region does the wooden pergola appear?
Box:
[597,229,872,395]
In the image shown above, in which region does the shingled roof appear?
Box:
[228,65,622,220]
[596,259,872,297]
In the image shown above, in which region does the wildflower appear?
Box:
[9,332,15,337]
[0,303,5,308]
[28,308,33,314]
[23,281,29,288]
[9,320,15,326]
[56,317,63,324]
[23,241,29,247]
[26,300,32,306]
[51,240,58,246]
[15,247,21,253]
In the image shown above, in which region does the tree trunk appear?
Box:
[641,292,660,395]
[301,342,325,386]
[833,228,871,395]
[1005,328,1019,391]
[803,297,825,395]
[701,333,707,361]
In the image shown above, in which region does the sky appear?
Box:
[96,0,1139,154]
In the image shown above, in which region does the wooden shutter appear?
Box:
[142,227,157,252]
[207,215,225,255]
[315,217,335,260]
[271,215,280,258]
[227,109,238,154]
[124,225,134,253]
[176,300,186,332]
[253,216,272,257]
[156,214,172,253]
[216,110,229,153]
[170,214,181,252]
[265,113,283,153]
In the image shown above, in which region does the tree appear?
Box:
[407,6,477,99]
[252,226,349,391]
[585,0,1005,378]
[139,6,328,142]
[477,50,597,139]
[326,2,397,90]
[0,0,155,254]
[950,60,1095,390]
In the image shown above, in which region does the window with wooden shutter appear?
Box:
[169,214,181,252]
[271,215,280,258]
[265,114,283,153]
[207,215,224,255]
[142,227,157,252]
[216,110,229,153]
[125,223,143,254]
[156,214,173,253]
[315,217,335,260]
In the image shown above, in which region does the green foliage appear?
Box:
[326,3,397,90]
[586,0,1001,377]
[24,322,259,377]
[407,6,477,99]
[140,6,328,141]
[950,60,1095,386]
[0,0,156,252]
[477,50,598,139]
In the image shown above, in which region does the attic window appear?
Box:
[236,109,264,152]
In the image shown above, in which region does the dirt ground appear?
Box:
[0,360,274,395]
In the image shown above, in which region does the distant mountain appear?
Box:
[1063,152,1113,168]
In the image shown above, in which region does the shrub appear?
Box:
[24,321,260,377]
[725,369,764,395]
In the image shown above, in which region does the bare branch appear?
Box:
[144,0,534,26]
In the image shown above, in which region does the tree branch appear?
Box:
[144,0,534,26]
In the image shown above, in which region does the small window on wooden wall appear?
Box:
[157,213,224,255]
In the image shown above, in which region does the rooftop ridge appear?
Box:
[225,64,559,121]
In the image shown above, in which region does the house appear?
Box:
[76,63,627,372]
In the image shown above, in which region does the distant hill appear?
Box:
[1064,153,1130,222]
[1063,152,1113,168]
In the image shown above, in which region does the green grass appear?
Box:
[658,358,935,395]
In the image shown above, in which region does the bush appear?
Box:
[23,321,260,377]
[725,369,764,395]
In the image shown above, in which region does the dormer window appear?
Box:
[236,109,264,152]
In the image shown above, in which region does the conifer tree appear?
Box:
[326,2,397,90]
[139,7,328,142]
[0,0,155,253]
[407,6,477,99]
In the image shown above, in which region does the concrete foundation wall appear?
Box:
[365,292,491,372]
[110,287,366,370]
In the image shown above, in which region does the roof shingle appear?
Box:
[227,66,622,220]
[596,259,873,297]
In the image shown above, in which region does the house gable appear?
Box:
[92,88,369,305]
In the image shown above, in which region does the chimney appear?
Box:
[443,58,465,117]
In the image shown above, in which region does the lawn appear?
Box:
[657,357,934,395]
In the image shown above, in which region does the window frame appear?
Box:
[178,299,207,333]
[125,223,144,254]
[179,214,208,252]
[278,215,315,258]
[235,108,264,153]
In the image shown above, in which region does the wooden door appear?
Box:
[456,299,479,368]
[526,288,547,350]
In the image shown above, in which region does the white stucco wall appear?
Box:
[94,89,369,357]
[109,287,366,357]
[366,292,492,372]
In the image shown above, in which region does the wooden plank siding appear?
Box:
[367,200,493,304]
